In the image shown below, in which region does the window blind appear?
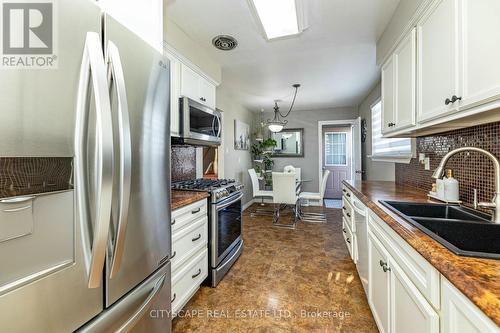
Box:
[371,102,412,157]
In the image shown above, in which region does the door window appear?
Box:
[325,132,347,166]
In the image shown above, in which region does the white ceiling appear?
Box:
[166,0,400,112]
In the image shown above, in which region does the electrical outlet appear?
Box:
[424,157,430,170]
[419,153,426,162]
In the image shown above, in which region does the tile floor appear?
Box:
[172,205,378,333]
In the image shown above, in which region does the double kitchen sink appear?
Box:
[380,201,499,260]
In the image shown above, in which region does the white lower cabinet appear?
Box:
[390,258,439,333]
[441,278,499,333]
[368,231,391,333]
[171,199,208,315]
[368,230,439,333]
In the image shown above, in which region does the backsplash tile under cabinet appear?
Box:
[0,157,73,198]
[171,145,197,182]
[396,121,500,208]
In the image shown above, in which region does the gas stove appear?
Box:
[172,178,244,203]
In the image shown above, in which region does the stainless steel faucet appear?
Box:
[432,147,500,224]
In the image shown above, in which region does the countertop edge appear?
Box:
[171,190,210,211]
[342,180,500,326]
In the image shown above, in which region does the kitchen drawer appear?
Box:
[342,198,354,231]
[171,199,207,233]
[171,216,208,273]
[368,211,440,309]
[171,248,208,315]
[342,218,356,263]
[342,186,353,203]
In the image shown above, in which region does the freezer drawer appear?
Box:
[78,262,171,333]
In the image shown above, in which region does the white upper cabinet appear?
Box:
[381,56,396,135]
[460,0,500,110]
[393,28,417,131]
[180,64,216,109]
[417,0,460,123]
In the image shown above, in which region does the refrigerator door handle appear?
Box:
[115,273,166,333]
[75,32,114,289]
[106,41,132,279]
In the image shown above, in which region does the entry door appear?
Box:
[323,127,352,198]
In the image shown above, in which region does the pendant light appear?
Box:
[267,84,300,133]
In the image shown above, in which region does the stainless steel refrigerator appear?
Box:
[0,0,172,332]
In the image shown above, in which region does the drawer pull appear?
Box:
[346,213,351,218]
[342,228,346,233]
[379,260,386,267]
[171,293,176,303]
[379,260,391,272]
[171,219,176,226]
[192,233,202,242]
[346,238,351,244]
[342,189,346,193]
[171,251,176,259]
[342,206,346,211]
[191,208,201,214]
[346,193,351,198]
[192,268,202,279]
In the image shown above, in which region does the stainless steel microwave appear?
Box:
[174,97,221,146]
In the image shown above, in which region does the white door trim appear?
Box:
[318,119,361,196]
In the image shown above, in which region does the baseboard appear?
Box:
[242,199,255,211]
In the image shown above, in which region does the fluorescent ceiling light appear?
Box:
[250,0,301,40]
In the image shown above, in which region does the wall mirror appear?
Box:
[271,128,304,157]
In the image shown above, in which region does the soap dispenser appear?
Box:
[444,169,459,201]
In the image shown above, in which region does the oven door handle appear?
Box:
[216,192,243,210]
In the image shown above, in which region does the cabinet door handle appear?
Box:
[171,219,176,225]
[342,228,346,233]
[379,260,386,267]
[382,265,391,272]
[342,206,347,211]
[346,238,351,244]
[191,268,202,279]
[192,233,202,242]
[171,293,176,303]
[346,213,351,218]
[445,97,452,105]
[346,193,351,198]
[451,95,462,103]
[170,251,176,259]
[388,122,395,127]
[342,189,347,193]
[191,208,201,214]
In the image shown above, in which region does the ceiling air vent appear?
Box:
[212,35,238,51]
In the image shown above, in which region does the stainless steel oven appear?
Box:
[210,191,243,286]
[177,97,221,146]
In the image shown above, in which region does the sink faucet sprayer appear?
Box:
[432,147,500,224]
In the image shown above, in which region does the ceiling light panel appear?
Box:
[251,0,300,40]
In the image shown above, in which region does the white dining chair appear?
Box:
[248,168,274,216]
[272,172,299,229]
[284,165,301,182]
[298,169,330,222]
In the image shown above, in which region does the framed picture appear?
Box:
[234,119,250,150]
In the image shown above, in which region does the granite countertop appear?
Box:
[343,180,500,326]
[171,190,209,211]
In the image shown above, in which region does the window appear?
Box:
[371,101,413,162]
[325,132,347,166]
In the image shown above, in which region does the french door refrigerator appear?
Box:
[0,0,172,332]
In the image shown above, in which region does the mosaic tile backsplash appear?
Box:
[396,121,500,208]
[171,145,196,182]
[0,157,73,198]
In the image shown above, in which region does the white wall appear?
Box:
[217,85,255,205]
[358,83,396,181]
[100,0,163,51]
[163,19,222,83]
[376,0,427,65]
